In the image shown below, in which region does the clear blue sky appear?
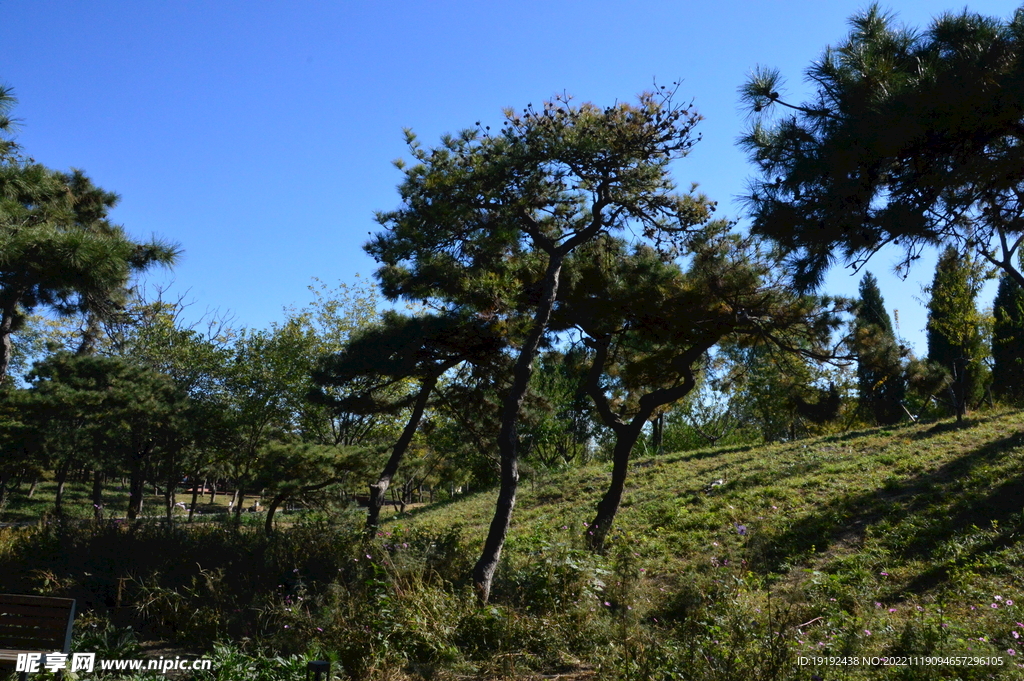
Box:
[1,0,1018,354]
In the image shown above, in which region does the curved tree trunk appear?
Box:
[587,419,647,552]
[367,374,439,530]
[473,255,564,603]
[265,491,288,536]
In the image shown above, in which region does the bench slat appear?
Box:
[0,618,70,630]
[0,596,73,609]
[0,594,76,663]
[0,604,77,619]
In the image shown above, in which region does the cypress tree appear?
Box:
[926,247,988,420]
[992,271,1024,404]
[853,272,906,425]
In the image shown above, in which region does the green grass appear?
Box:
[3,409,1024,679]
[382,407,1024,676]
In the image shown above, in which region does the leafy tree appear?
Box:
[852,272,907,425]
[0,87,178,383]
[719,342,843,443]
[559,231,843,550]
[23,353,189,519]
[368,90,713,601]
[992,269,1024,404]
[519,348,596,469]
[254,441,372,535]
[739,5,1024,291]
[222,322,316,523]
[311,311,504,528]
[926,247,990,421]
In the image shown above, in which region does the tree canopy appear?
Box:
[0,86,178,383]
[367,88,715,601]
[739,4,1024,290]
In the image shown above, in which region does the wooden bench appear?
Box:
[0,595,76,680]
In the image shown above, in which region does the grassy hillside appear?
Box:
[3,409,1024,680]
[384,407,1024,677]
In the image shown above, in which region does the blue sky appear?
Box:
[1,0,1018,354]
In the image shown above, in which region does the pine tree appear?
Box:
[926,247,989,420]
[992,271,1024,404]
[853,272,906,425]
[0,86,178,383]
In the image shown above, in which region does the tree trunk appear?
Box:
[264,492,288,536]
[652,412,664,456]
[188,476,203,523]
[27,477,38,498]
[91,470,104,520]
[127,455,145,520]
[233,486,245,526]
[0,470,11,511]
[163,474,175,527]
[367,375,438,529]
[0,296,22,386]
[473,255,563,603]
[208,481,217,504]
[53,460,72,517]
[587,420,647,551]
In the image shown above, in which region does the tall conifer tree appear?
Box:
[853,272,905,425]
[926,247,988,420]
[992,271,1024,404]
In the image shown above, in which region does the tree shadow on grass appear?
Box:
[751,428,1024,593]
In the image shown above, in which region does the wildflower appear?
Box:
[880,571,889,576]
[996,596,1004,601]
[604,601,611,607]
[917,606,923,611]
[735,524,748,536]
[875,602,882,609]
[1010,649,1017,656]
[284,625,290,629]
[316,627,323,632]
[1009,600,1015,606]
[993,603,1000,609]
[1014,631,1020,639]
[889,608,897,613]
[864,630,871,636]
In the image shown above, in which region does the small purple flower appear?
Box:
[735,524,748,536]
